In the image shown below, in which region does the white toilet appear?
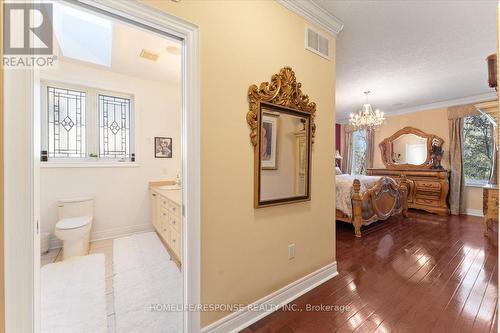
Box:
[54,197,94,260]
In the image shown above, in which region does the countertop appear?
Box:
[149,181,182,206]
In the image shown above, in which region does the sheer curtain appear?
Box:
[341,125,353,174]
[365,129,375,170]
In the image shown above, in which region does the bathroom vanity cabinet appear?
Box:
[149,186,182,266]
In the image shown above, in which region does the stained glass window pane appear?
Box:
[99,94,131,159]
[47,86,86,158]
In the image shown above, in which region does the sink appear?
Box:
[158,185,181,190]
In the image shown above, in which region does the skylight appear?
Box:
[53,3,112,67]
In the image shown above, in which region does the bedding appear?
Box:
[336,174,381,217]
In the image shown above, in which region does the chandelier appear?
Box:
[349,91,385,131]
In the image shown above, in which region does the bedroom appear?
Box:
[330,1,499,331]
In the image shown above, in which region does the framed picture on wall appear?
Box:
[155,137,172,158]
[261,113,279,169]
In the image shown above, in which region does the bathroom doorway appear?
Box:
[3,1,200,332]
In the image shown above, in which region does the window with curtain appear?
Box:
[462,114,494,185]
[351,129,367,175]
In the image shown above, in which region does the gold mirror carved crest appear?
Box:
[247,67,317,208]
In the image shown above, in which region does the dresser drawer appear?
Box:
[415,180,441,190]
[415,197,439,207]
[415,191,440,199]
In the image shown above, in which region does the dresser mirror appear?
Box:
[391,133,428,165]
[247,67,316,208]
[379,126,444,169]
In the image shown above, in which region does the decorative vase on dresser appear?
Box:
[367,126,450,216]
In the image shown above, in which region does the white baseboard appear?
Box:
[466,209,484,217]
[202,262,338,333]
[49,223,154,249]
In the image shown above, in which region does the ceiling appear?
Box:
[110,23,181,84]
[313,0,497,121]
[54,2,181,85]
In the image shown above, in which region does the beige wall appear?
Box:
[145,0,336,326]
[373,107,482,212]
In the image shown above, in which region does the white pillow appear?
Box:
[335,166,342,175]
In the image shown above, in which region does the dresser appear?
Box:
[483,184,498,240]
[367,168,450,215]
[150,186,182,266]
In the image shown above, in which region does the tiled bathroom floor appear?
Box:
[41,239,116,333]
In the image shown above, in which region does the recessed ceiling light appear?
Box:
[140,49,159,61]
[166,46,180,55]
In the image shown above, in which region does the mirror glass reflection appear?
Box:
[391,133,428,165]
[259,106,310,202]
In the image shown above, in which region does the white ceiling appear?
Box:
[313,0,497,121]
[110,23,181,84]
[54,3,181,85]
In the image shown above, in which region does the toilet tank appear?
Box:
[57,197,94,220]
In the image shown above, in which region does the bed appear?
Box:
[336,172,408,237]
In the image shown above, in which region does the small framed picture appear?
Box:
[261,113,279,169]
[155,137,172,158]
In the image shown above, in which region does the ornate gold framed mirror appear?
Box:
[379,126,444,169]
[247,67,316,208]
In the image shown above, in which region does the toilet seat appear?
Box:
[56,216,92,230]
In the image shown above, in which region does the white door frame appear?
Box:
[3,1,200,332]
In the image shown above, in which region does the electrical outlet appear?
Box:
[288,243,295,260]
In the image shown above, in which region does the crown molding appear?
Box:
[337,92,498,123]
[277,0,344,36]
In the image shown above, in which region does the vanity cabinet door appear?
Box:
[159,206,169,239]
[150,191,159,228]
[169,212,180,233]
[170,229,181,258]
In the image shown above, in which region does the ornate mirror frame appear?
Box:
[247,67,316,208]
[379,126,444,170]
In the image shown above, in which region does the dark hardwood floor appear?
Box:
[241,211,498,333]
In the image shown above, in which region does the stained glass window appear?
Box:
[99,94,131,159]
[47,86,86,158]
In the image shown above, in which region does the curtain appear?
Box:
[365,129,375,170]
[448,118,465,215]
[447,104,480,119]
[489,124,498,185]
[341,126,353,174]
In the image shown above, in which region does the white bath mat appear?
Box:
[41,254,107,333]
[113,232,182,333]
